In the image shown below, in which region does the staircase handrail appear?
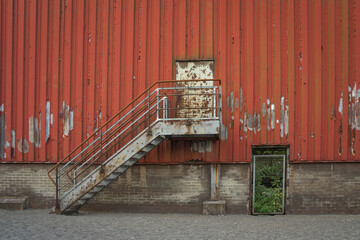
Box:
[47,79,221,186]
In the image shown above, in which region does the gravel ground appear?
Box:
[0,209,359,240]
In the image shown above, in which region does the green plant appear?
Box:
[254,159,284,213]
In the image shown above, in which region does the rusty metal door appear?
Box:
[175,61,215,119]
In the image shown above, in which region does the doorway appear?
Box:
[252,147,287,215]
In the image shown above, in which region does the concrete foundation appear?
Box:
[203,200,226,215]
[0,196,29,210]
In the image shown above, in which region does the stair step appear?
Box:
[114,166,128,174]
[150,136,165,145]
[89,186,102,193]
[77,199,88,205]
[124,158,137,166]
[82,193,94,200]
[142,144,155,152]
[106,173,119,181]
[133,151,146,159]
[64,207,79,215]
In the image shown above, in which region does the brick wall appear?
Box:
[219,164,250,214]
[84,164,250,214]
[287,163,360,214]
[0,164,55,208]
[85,164,211,213]
[1,162,359,214]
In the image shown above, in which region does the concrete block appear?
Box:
[0,196,29,210]
[203,200,226,215]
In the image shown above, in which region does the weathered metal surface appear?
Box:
[175,61,214,118]
[1,0,360,163]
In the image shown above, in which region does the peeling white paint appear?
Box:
[29,116,34,143]
[262,102,266,116]
[284,105,289,136]
[62,101,70,137]
[352,83,357,97]
[255,113,261,133]
[348,84,360,130]
[0,104,3,112]
[240,88,243,112]
[267,106,271,131]
[17,138,29,153]
[70,110,74,131]
[50,113,53,125]
[220,123,228,140]
[338,96,343,115]
[247,113,253,131]
[2,113,10,149]
[46,101,50,142]
[235,97,239,109]
[229,92,234,113]
[244,112,247,132]
[11,130,15,149]
[34,113,41,148]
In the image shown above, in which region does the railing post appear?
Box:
[156,88,159,120]
[213,86,216,118]
[163,96,168,120]
[100,128,104,173]
[54,166,61,213]
[219,85,222,122]
[147,89,151,133]
[73,167,77,185]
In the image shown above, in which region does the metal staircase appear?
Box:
[47,79,222,214]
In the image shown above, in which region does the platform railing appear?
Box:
[47,79,221,209]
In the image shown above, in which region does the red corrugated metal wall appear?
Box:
[1,0,360,163]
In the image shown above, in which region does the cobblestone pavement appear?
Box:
[0,209,359,240]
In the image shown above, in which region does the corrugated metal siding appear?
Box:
[1,0,360,163]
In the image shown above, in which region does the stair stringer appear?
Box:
[59,119,220,213]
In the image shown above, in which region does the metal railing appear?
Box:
[47,79,221,209]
